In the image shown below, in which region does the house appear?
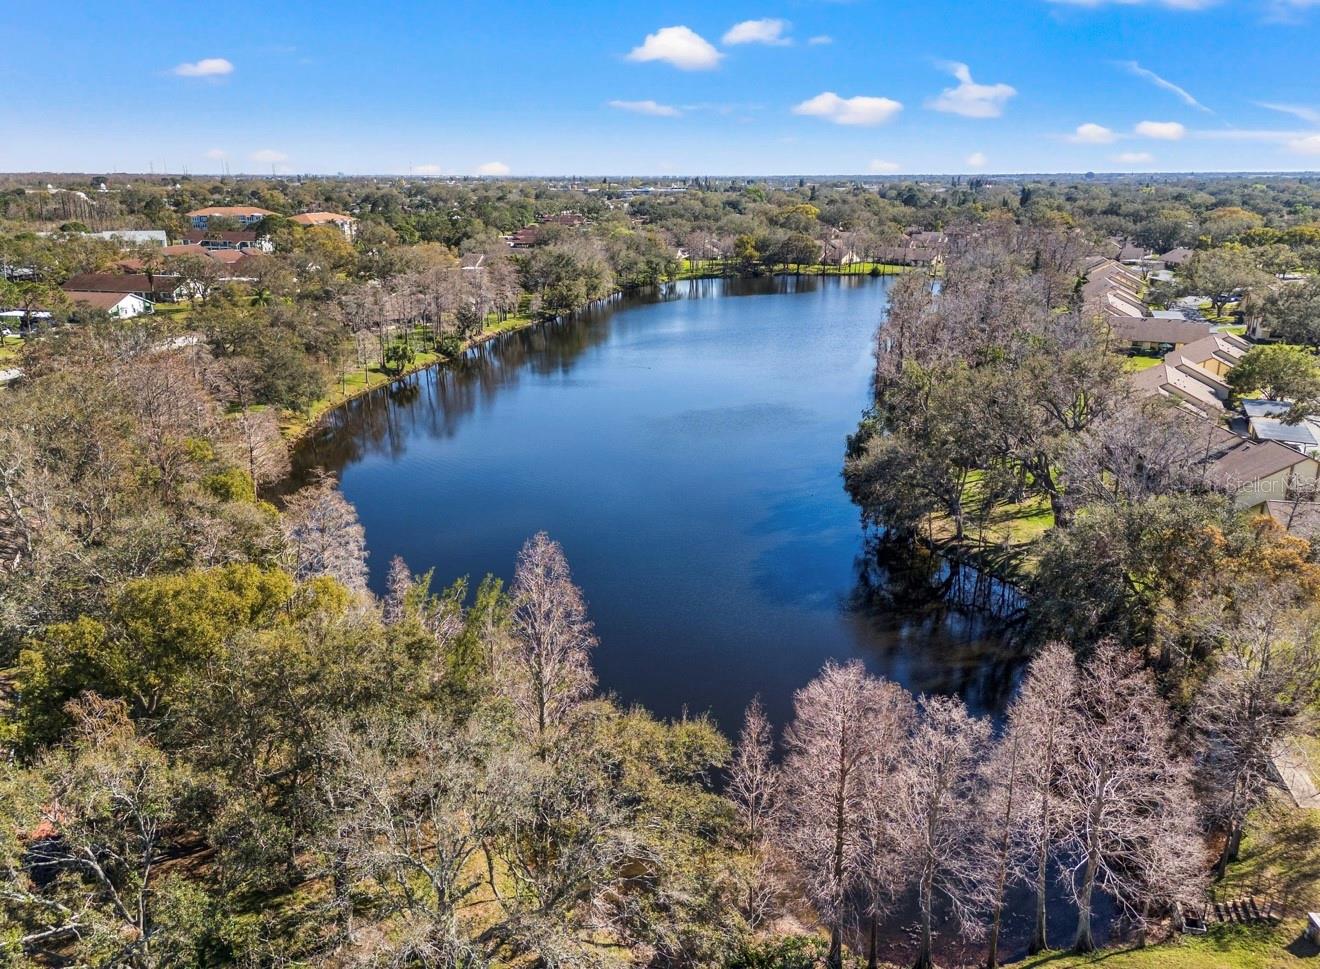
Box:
[1107,315,1213,353]
[1161,247,1194,269]
[541,212,586,228]
[61,272,186,303]
[87,229,169,247]
[1261,500,1320,537]
[1249,416,1320,455]
[290,211,358,239]
[1129,359,1226,416]
[63,290,152,318]
[506,226,541,248]
[1203,431,1320,509]
[1117,242,1149,265]
[1242,399,1294,420]
[185,206,275,230]
[1082,257,1147,317]
[1168,332,1251,378]
[181,229,272,252]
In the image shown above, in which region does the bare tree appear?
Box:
[858,681,917,969]
[383,554,413,625]
[729,696,778,848]
[779,661,901,969]
[894,694,991,969]
[1058,644,1206,953]
[1,696,198,967]
[503,532,597,753]
[282,476,369,591]
[325,713,499,966]
[1189,587,1320,878]
[1004,642,1078,954]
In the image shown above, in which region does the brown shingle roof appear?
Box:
[1209,438,1313,488]
[64,290,142,310]
[1108,316,1212,346]
[62,273,177,294]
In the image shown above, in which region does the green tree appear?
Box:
[1227,344,1320,404]
[1181,247,1271,317]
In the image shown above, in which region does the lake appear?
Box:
[293,275,1023,733]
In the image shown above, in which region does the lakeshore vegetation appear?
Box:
[4,173,1320,966]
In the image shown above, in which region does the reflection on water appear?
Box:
[293,275,1029,733]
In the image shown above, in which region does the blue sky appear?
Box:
[2,0,1318,175]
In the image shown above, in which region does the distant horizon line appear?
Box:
[5,169,1320,181]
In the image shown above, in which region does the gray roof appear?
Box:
[1250,416,1319,447]
[1242,399,1294,419]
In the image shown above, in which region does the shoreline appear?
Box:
[280,266,907,448]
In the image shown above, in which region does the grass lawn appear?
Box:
[1123,353,1164,372]
[926,471,1056,581]
[1009,923,1318,969]
[674,259,907,279]
[0,334,23,363]
[281,313,537,441]
[1010,787,1320,969]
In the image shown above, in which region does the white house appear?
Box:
[64,290,152,318]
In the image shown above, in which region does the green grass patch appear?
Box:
[673,259,908,280]
[1009,922,1317,969]
[282,313,538,442]
[1123,353,1164,372]
[0,335,23,363]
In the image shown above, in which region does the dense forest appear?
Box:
[3,173,1320,967]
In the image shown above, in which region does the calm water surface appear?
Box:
[294,276,1023,731]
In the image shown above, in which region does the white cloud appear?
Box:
[965,151,988,168]
[722,18,792,46]
[792,92,903,126]
[1259,102,1320,125]
[1265,0,1320,22]
[927,62,1016,119]
[608,99,682,117]
[204,147,227,160]
[172,57,234,78]
[868,159,902,173]
[1135,120,1186,140]
[807,34,834,45]
[413,164,444,175]
[626,26,723,70]
[1114,151,1155,163]
[1288,134,1320,154]
[1068,122,1118,144]
[1118,61,1212,113]
[476,161,511,176]
[250,148,288,163]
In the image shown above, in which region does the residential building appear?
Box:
[185,206,275,230]
[1161,247,1194,269]
[1197,422,1320,509]
[1129,359,1226,416]
[290,211,358,239]
[87,229,168,247]
[1248,416,1320,455]
[61,272,186,303]
[1106,315,1213,353]
[1167,332,1251,378]
[1261,499,1320,537]
[64,290,152,318]
[181,229,272,252]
